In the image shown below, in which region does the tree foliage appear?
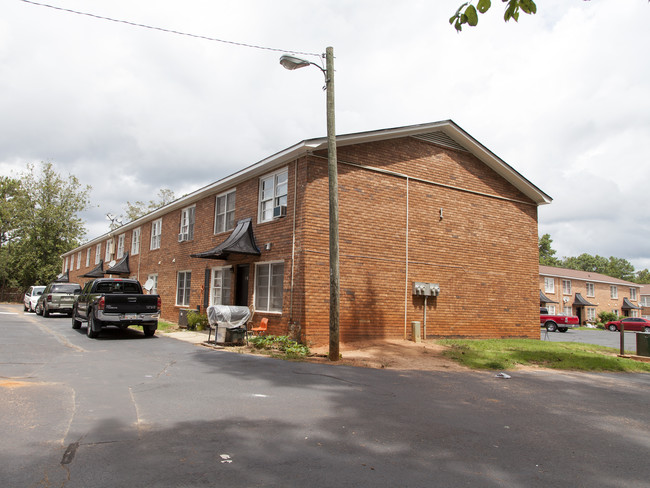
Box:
[0,162,91,289]
[111,188,175,230]
[538,233,560,266]
[450,0,538,31]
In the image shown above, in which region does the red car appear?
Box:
[605,317,650,332]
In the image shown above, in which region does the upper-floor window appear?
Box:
[70,254,74,270]
[544,277,554,294]
[255,261,284,312]
[64,256,69,272]
[116,234,125,259]
[259,169,288,223]
[215,190,236,234]
[586,282,595,297]
[76,251,81,269]
[610,286,618,299]
[105,238,112,261]
[151,219,162,250]
[179,206,195,241]
[86,248,91,267]
[562,280,571,295]
[95,243,101,265]
[630,288,637,301]
[210,267,232,306]
[131,228,141,256]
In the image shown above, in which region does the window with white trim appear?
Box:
[176,271,192,307]
[631,310,639,318]
[70,254,74,270]
[258,169,288,223]
[116,234,125,259]
[77,251,81,269]
[562,280,571,295]
[563,306,572,315]
[215,190,236,234]
[255,262,284,312]
[587,308,596,322]
[105,239,112,261]
[630,288,637,301]
[179,206,195,241]
[210,267,232,306]
[586,282,595,297]
[64,256,69,271]
[610,286,618,299]
[641,296,650,307]
[95,243,101,265]
[131,228,141,256]
[544,277,554,293]
[86,248,91,267]
[547,305,556,314]
[151,219,162,250]
[147,273,158,295]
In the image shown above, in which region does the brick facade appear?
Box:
[539,265,642,324]
[63,121,549,346]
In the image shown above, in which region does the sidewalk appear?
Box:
[160,329,211,345]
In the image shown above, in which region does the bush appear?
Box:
[249,335,310,359]
[186,311,209,331]
[597,311,618,325]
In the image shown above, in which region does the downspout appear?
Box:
[404,177,410,339]
[289,159,298,324]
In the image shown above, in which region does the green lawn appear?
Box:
[438,339,650,372]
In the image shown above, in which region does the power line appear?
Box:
[20,0,323,60]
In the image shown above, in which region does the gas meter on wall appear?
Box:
[412,282,440,297]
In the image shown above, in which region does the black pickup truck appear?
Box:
[72,278,160,338]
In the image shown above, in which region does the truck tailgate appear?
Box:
[103,294,159,314]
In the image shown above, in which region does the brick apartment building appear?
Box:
[641,284,650,319]
[61,120,551,345]
[539,265,643,324]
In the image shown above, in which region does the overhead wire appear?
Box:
[19,0,323,61]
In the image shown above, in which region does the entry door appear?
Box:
[235,265,250,306]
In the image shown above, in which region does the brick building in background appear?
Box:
[539,265,642,324]
[62,120,551,345]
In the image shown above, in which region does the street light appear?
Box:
[280,47,340,362]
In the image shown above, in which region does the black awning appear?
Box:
[539,290,558,304]
[191,218,261,260]
[573,293,596,307]
[105,253,130,275]
[81,260,105,278]
[622,297,641,310]
[54,270,69,282]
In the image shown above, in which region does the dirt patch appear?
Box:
[300,339,468,371]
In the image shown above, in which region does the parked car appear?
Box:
[605,317,650,332]
[23,285,45,312]
[540,307,580,332]
[35,282,82,317]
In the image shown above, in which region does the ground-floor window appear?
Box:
[176,271,192,306]
[631,310,639,318]
[547,305,556,314]
[586,308,596,322]
[147,273,158,295]
[255,261,284,312]
[563,306,572,316]
[210,267,232,306]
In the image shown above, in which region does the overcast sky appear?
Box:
[2,0,649,270]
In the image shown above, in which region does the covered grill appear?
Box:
[206,305,251,344]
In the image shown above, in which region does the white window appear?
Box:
[610,286,618,299]
[587,308,596,321]
[547,305,556,314]
[95,243,101,265]
[76,251,81,269]
[642,296,650,307]
[255,262,284,312]
[151,219,162,250]
[179,206,195,241]
[631,310,639,318]
[215,190,236,234]
[562,280,571,295]
[210,267,232,306]
[64,256,69,272]
[586,282,595,297]
[544,277,554,293]
[147,273,158,295]
[116,234,125,259]
[630,288,637,301]
[105,239,112,261]
[176,271,192,307]
[131,228,141,255]
[70,254,74,270]
[86,248,91,267]
[612,309,619,316]
[563,306,572,315]
[258,169,288,223]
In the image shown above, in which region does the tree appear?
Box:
[634,268,650,284]
[538,233,560,266]
[0,176,24,289]
[111,188,175,229]
[8,162,91,287]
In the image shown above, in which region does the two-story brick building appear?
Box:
[61,120,551,345]
[640,284,650,319]
[539,265,642,324]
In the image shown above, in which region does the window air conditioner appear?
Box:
[273,205,287,218]
[178,233,187,242]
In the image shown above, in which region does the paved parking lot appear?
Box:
[540,327,647,354]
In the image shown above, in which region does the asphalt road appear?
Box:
[540,327,646,353]
[2,303,649,488]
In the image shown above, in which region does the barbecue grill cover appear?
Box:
[207,305,251,329]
